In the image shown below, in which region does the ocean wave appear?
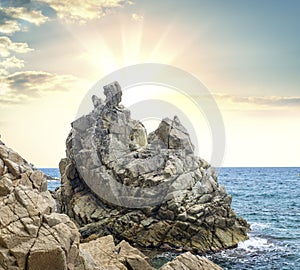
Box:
[208,235,291,269]
[47,180,61,191]
[238,237,274,252]
[250,222,270,231]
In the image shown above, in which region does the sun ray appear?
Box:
[120,14,144,66]
[147,22,176,62]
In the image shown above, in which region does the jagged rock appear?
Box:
[0,140,81,270]
[159,252,222,270]
[57,81,249,254]
[103,81,122,108]
[148,116,194,154]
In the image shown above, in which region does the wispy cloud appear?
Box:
[0,36,32,78]
[0,70,79,105]
[214,93,300,108]
[0,36,33,57]
[0,17,20,34]
[0,6,48,34]
[3,70,77,93]
[131,13,144,22]
[40,0,133,24]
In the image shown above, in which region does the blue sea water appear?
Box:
[210,167,300,270]
[39,168,60,191]
[41,167,300,269]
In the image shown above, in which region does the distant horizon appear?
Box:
[38,166,299,169]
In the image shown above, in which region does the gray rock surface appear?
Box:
[57,81,249,253]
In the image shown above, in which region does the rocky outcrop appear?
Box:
[0,139,160,270]
[57,81,249,254]
[159,252,222,270]
[0,140,82,270]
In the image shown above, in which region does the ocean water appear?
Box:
[210,167,300,270]
[41,167,300,269]
[40,168,60,191]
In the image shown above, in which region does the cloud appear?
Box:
[0,56,24,71]
[0,6,48,34]
[0,36,33,57]
[131,13,143,22]
[40,0,133,24]
[0,17,20,34]
[3,7,47,25]
[3,70,77,93]
[0,70,79,104]
[214,93,300,108]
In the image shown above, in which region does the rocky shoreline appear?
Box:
[0,81,249,269]
[0,139,222,269]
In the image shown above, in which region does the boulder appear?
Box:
[159,252,222,270]
[79,235,154,270]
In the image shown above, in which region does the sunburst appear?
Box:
[60,14,214,162]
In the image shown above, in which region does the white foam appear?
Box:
[250,222,270,231]
[238,237,274,252]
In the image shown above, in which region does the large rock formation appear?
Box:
[57,81,249,253]
[0,139,156,270]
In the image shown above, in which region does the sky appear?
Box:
[0,0,299,167]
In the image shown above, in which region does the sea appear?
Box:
[41,167,300,270]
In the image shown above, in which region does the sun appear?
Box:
[61,12,200,77]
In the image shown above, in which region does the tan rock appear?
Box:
[30,170,47,191]
[116,240,153,270]
[0,145,8,159]
[80,235,154,270]
[0,158,5,175]
[159,252,222,270]
[3,158,21,178]
[0,176,13,196]
[0,139,82,270]
[8,151,24,165]
[28,245,67,270]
